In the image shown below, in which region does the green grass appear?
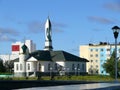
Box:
[0,73,12,75]
[0,75,118,81]
[54,75,115,81]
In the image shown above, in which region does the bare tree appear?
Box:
[4,60,14,73]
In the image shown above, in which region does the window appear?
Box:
[107,49,110,51]
[101,49,104,51]
[91,60,93,62]
[101,71,104,73]
[48,63,50,71]
[82,64,85,70]
[72,64,75,71]
[28,63,30,70]
[96,60,98,63]
[77,64,80,69]
[95,54,98,57]
[90,54,93,57]
[20,64,22,70]
[96,49,98,52]
[39,63,41,71]
[16,64,19,70]
[96,70,98,74]
[96,65,98,68]
[54,63,57,70]
[90,49,93,52]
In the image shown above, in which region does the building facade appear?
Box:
[79,42,120,75]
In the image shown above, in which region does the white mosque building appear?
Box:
[14,17,88,77]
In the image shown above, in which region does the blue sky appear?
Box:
[0,0,120,56]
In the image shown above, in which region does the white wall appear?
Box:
[14,62,26,73]
[26,62,37,72]
[39,61,51,72]
[65,61,85,72]
[14,60,86,76]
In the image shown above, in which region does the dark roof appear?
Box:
[30,50,52,61]
[29,50,88,62]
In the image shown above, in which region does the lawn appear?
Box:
[0,75,118,81]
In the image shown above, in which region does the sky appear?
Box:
[0,0,120,56]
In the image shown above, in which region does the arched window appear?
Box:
[28,63,30,70]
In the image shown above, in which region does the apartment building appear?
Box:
[12,40,36,55]
[0,40,36,61]
[79,42,120,75]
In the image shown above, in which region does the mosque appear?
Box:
[14,17,88,77]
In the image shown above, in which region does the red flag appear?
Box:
[12,45,20,51]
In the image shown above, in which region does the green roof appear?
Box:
[29,50,88,62]
[22,44,28,54]
[30,50,52,61]
[13,50,88,62]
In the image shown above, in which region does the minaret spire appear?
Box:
[44,16,53,51]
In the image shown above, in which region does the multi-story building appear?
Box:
[0,40,36,62]
[79,42,120,75]
[12,40,36,55]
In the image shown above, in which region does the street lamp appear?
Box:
[112,26,120,82]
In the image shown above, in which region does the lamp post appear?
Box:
[67,68,69,76]
[112,26,120,82]
[50,67,53,80]
[63,67,66,75]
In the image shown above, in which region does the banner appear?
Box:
[12,45,20,51]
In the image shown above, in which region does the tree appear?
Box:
[0,60,6,72]
[4,60,14,73]
[103,51,120,78]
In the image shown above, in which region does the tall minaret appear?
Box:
[44,17,53,51]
